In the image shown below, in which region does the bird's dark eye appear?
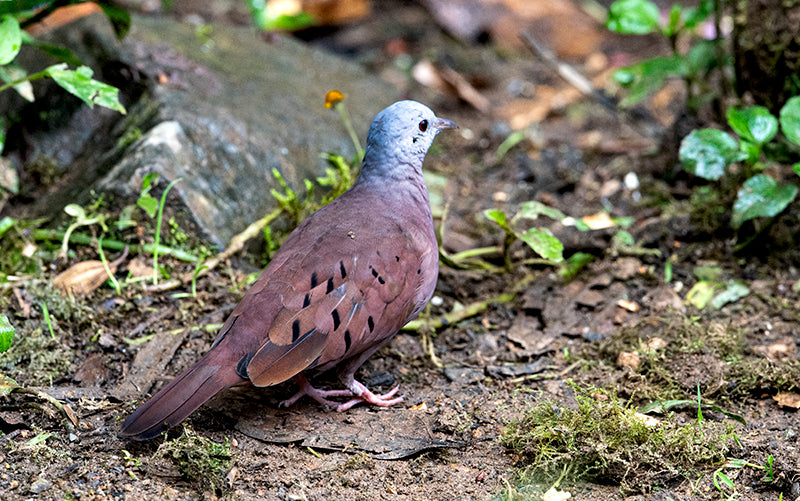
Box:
[418,119,428,132]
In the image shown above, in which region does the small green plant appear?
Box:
[684,264,749,310]
[0,3,129,152]
[762,455,775,483]
[244,0,314,31]
[60,203,107,259]
[606,0,718,108]
[484,201,565,270]
[0,313,14,353]
[712,468,737,500]
[679,98,800,245]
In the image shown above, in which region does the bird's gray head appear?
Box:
[360,100,456,179]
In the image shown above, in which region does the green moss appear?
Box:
[501,383,736,494]
[153,427,232,494]
[725,358,800,397]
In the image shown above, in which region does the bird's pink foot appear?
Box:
[335,380,403,411]
[280,375,403,411]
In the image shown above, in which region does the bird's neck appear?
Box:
[354,159,431,212]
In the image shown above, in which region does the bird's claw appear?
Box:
[280,375,403,411]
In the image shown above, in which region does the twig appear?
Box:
[519,30,663,139]
[12,386,78,431]
[405,273,535,332]
[520,30,616,112]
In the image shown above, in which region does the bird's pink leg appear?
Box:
[279,374,403,411]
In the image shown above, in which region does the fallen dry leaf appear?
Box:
[542,486,572,501]
[773,392,800,409]
[54,248,128,296]
[617,351,640,370]
[645,337,668,351]
[54,260,117,296]
[581,212,616,230]
[127,257,154,279]
[633,412,660,428]
[617,299,640,312]
[302,0,371,25]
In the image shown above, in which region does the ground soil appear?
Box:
[2,1,800,500]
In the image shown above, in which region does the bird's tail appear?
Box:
[119,352,245,441]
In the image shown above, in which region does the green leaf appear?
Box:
[137,195,158,218]
[686,39,719,76]
[685,280,717,309]
[0,215,14,238]
[681,0,713,28]
[518,227,564,262]
[606,0,660,35]
[779,96,800,146]
[710,281,749,309]
[45,64,126,114]
[680,129,742,180]
[793,163,800,177]
[738,140,760,164]
[97,1,131,39]
[640,399,746,425]
[24,39,83,67]
[246,0,315,31]
[484,209,510,232]
[614,56,686,107]
[664,4,681,37]
[64,203,86,219]
[0,372,19,397]
[0,62,33,101]
[0,15,22,65]
[0,313,14,353]
[516,200,566,221]
[496,130,527,161]
[558,252,594,279]
[732,174,798,228]
[726,106,778,146]
[693,264,722,282]
[714,470,735,491]
[141,172,158,192]
[25,432,51,447]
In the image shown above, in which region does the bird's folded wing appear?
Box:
[243,241,420,386]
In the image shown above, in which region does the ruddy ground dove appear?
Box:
[120,100,456,440]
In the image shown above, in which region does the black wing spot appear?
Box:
[331,309,341,331]
[310,272,318,288]
[417,268,421,274]
[371,267,379,278]
[339,260,347,278]
[344,330,352,353]
[368,316,375,332]
[292,319,301,342]
[326,276,334,294]
[378,276,386,285]
[303,293,311,308]
[395,255,400,262]
[236,351,255,379]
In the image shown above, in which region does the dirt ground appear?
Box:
[2,1,800,500]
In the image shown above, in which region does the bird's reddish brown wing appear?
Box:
[240,208,427,386]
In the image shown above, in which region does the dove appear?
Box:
[120,100,456,440]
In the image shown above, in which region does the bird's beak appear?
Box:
[434,117,457,130]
